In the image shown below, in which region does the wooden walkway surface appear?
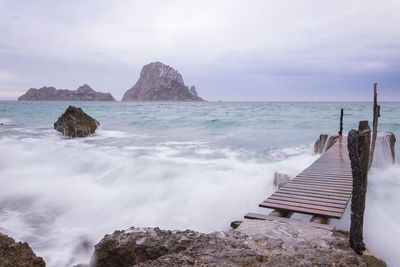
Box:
[246,137,352,224]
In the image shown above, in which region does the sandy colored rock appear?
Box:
[90,219,384,266]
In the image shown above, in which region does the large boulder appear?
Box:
[90,224,380,267]
[54,106,99,137]
[18,84,116,101]
[0,233,45,267]
[121,62,204,102]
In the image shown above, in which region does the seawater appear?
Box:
[0,101,399,266]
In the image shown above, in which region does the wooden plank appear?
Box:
[297,174,352,180]
[272,192,348,205]
[243,212,335,231]
[259,202,342,218]
[283,183,352,194]
[279,187,350,198]
[261,199,344,213]
[268,194,346,209]
[293,177,352,185]
[304,170,351,173]
[276,190,350,202]
[295,177,352,183]
[284,182,353,192]
[296,175,352,181]
[289,180,353,190]
[292,180,352,188]
[300,172,352,176]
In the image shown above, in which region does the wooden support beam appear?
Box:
[347,121,371,255]
[369,83,380,169]
[339,108,344,136]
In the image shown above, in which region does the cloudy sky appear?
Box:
[0,0,399,101]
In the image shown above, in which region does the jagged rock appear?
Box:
[273,172,291,188]
[90,223,382,267]
[189,86,198,97]
[0,233,45,267]
[121,62,204,102]
[54,106,99,137]
[314,134,339,154]
[18,84,116,101]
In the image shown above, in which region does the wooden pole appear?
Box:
[369,83,380,169]
[338,108,344,136]
[347,120,371,255]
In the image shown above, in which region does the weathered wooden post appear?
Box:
[338,108,344,136]
[347,120,371,255]
[369,83,381,169]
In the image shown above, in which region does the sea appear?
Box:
[0,101,399,266]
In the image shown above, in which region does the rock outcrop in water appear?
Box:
[314,134,339,154]
[121,62,204,102]
[18,84,116,101]
[54,106,99,137]
[0,233,45,267]
[90,220,385,266]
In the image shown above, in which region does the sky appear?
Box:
[0,0,399,101]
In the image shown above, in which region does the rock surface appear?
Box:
[121,62,204,102]
[0,233,45,267]
[18,84,116,101]
[90,220,383,267]
[54,106,99,137]
[314,134,339,154]
[189,86,198,97]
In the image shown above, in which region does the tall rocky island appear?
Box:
[122,62,204,101]
[18,84,116,101]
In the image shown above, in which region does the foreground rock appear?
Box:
[121,62,204,101]
[0,233,45,267]
[90,220,385,266]
[54,106,99,137]
[18,84,116,101]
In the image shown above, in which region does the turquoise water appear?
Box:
[0,101,399,266]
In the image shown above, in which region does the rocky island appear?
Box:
[121,62,204,101]
[18,84,116,101]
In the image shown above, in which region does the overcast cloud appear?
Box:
[0,0,399,100]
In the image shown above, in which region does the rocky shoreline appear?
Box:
[1,219,386,267]
[0,233,45,267]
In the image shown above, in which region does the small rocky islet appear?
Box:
[121,62,204,102]
[18,84,116,101]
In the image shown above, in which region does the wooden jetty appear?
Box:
[245,136,352,230]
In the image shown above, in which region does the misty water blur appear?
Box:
[0,101,399,266]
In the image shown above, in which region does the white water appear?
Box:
[372,132,395,168]
[1,101,400,266]
[0,132,318,266]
